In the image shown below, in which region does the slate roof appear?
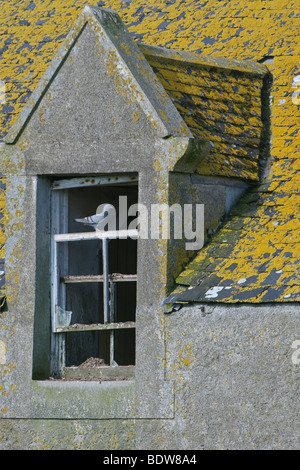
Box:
[141,43,269,181]
[1,0,300,304]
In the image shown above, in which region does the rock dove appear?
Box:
[74,203,116,231]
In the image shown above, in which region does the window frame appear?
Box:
[50,174,138,379]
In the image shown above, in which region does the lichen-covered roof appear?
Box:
[0,0,106,141]
[0,0,267,184]
[141,43,268,181]
[1,0,300,303]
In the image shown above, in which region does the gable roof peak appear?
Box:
[4,5,191,144]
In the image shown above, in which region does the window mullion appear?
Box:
[50,189,68,377]
[102,237,110,324]
[109,280,117,366]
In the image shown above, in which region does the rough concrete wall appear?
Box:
[0,418,135,450]
[21,22,159,175]
[136,303,300,450]
[0,175,5,302]
[167,172,248,286]
[2,302,299,450]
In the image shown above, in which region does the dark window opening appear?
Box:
[50,175,138,380]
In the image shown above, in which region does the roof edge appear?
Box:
[3,11,88,145]
[139,43,269,77]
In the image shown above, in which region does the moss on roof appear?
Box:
[1,0,300,303]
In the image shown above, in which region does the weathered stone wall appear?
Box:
[138,303,300,450]
[1,303,299,450]
[0,418,136,450]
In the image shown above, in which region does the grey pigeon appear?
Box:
[74,203,116,231]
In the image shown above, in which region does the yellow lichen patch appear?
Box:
[120,42,131,55]
[1,406,8,415]
[177,343,195,368]
[152,158,162,172]
[158,109,169,123]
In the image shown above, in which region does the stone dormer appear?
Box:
[1,6,271,420]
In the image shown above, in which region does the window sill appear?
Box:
[30,378,136,419]
[62,365,135,381]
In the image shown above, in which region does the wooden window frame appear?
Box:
[50,174,138,379]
